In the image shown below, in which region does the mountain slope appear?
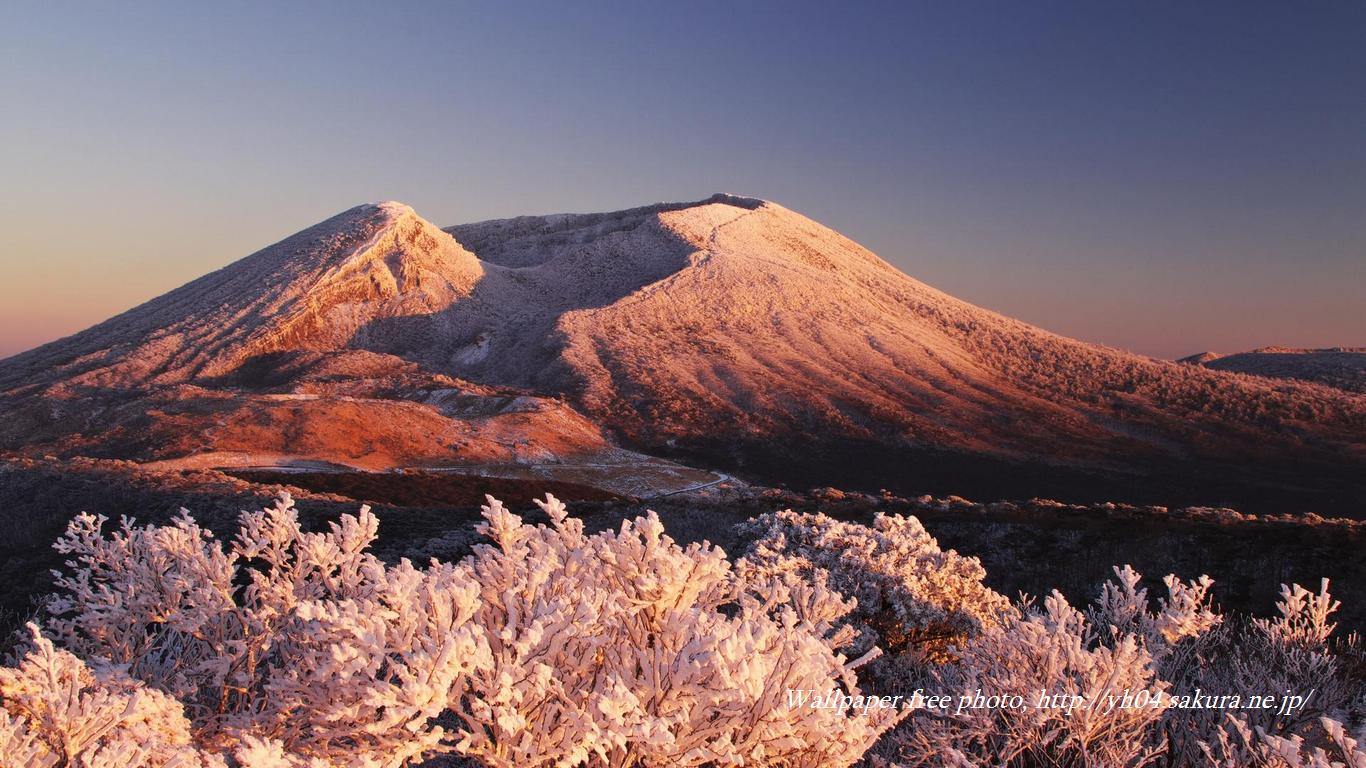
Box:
[2,195,1363,510]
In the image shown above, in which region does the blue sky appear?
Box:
[2,1,1362,358]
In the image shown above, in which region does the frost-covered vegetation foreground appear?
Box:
[2,494,1363,767]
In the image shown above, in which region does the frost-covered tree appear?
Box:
[885,591,1171,768]
[736,509,1010,658]
[32,493,902,767]
[1200,714,1366,767]
[8,492,1363,767]
[45,494,490,766]
[448,494,901,767]
[1166,579,1361,765]
[0,623,221,768]
[1087,564,1222,653]
[871,564,1232,767]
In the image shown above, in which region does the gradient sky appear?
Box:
[2,1,1362,360]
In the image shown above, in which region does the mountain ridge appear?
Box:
[0,202,485,393]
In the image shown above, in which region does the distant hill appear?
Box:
[1179,348,1366,394]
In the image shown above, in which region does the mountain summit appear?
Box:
[1,202,481,392]
[2,196,1363,509]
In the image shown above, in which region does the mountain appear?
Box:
[1180,348,1366,394]
[0,203,701,493]
[2,195,1363,510]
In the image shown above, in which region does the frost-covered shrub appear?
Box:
[33,493,899,767]
[871,564,1230,767]
[45,494,489,766]
[1087,564,1222,657]
[12,492,1365,768]
[1163,579,1361,765]
[736,509,1009,657]
[885,590,1170,768]
[0,623,221,768]
[1257,580,1342,648]
[448,495,901,767]
[1200,714,1366,767]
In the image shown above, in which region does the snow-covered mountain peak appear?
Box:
[1,194,1362,508]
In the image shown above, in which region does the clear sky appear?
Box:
[2,1,1362,360]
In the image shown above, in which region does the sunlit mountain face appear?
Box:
[1,195,1363,512]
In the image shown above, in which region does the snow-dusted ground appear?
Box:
[425,462,733,499]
